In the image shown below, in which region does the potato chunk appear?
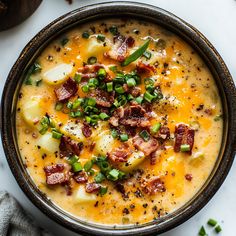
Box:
[37,132,60,153]
[94,131,114,155]
[75,186,97,203]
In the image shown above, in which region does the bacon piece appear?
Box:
[141,177,166,195]
[126,36,135,48]
[185,174,193,181]
[77,64,105,80]
[133,135,159,156]
[54,78,77,102]
[44,164,68,185]
[108,147,130,162]
[82,122,92,138]
[158,126,170,140]
[130,86,141,97]
[89,89,114,107]
[73,171,88,184]
[85,182,101,193]
[136,62,155,74]
[59,136,83,157]
[174,124,195,155]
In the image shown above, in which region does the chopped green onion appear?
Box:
[135,96,143,104]
[39,126,48,135]
[107,169,120,181]
[49,118,56,128]
[94,172,106,183]
[214,114,223,121]
[97,34,105,42]
[106,82,113,92]
[25,77,32,85]
[84,160,94,172]
[109,65,117,72]
[72,162,83,172]
[52,130,63,139]
[151,123,161,134]
[67,155,79,165]
[87,97,96,107]
[85,116,91,123]
[74,73,81,84]
[144,91,155,103]
[36,79,42,87]
[60,37,69,46]
[67,101,73,109]
[109,25,118,35]
[126,78,136,87]
[55,102,63,111]
[139,130,150,142]
[127,94,134,101]
[146,84,155,92]
[207,219,218,227]
[115,84,125,94]
[82,84,89,93]
[153,90,163,100]
[122,40,150,66]
[180,144,191,152]
[88,78,99,88]
[215,225,222,233]
[111,129,118,138]
[88,169,95,176]
[120,133,129,142]
[40,116,49,125]
[198,226,207,236]
[82,31,90,39]
[97,68,107,78]
[99,112,110,120]
[99,186,108,195]
[70,110,82,118]
[25,62,42,85]
[87,56,97,65]
[143,51,152,59]
[72,98,83,109]
[144,78,155,85]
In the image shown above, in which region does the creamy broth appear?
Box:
[16,19,223,226]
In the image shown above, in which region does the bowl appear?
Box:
[1,2,236,235]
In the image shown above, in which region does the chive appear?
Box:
[143,50,152,59]
[144,78,155,85]
[144,91,155,103]
[198,226,207,236]
[85,116,91,123]
[49,118,55,128]
[52,130,63,139]
[135,96,143,104]
[214,114,222,121]
[72,98,83,109]
[122,40,150,66]
[151,123,161,134]
[60,37,69,46]
[109,65,117,72]
[118,171,126,179]
[40,116,49,125]
[107,169,120,181]
[88,169,95,176]
[82,84,89,93]
[36,79,42,86]
[94,172,106,183]
[68,155,79,165]
[180,144,191,152]
[67,101,73,109]
[120,133,128,142]
[39,126,48,135]
[87,56,97,65]
[72,162,83,172]
[97,68,107,78]
[82,31,90,39]
[25,62,42,85]
[207,218,217,227]
[70,110,82,118]
[146,84,155,92]
[99,112,110,120]
[109,25,118,35]
[106,82,113,92]
[55,102,63,111]
[88,78,99,88]
[126,78,136,87]
[97,34,105,42]
[115,84,125,94]
[111,129,118,138]
[84,160,94,172]
[153,90,163,100]
[87,97,96,107]
[127,94,134,101]
[215,225,222,233]
[139,130,150,142]
[25,77,32,85]
[74,73,81,84]
[99,186,108,195]
[90,115,99,125]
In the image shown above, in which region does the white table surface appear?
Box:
[0,0,236,235]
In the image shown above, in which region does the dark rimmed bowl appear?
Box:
[1,2,236,236]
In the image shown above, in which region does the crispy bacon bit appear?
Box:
[59,136,83,157]
[133,135,159,156]
[115,182,126,195]
[174,124,195,155]
[85,182,101,193]
[158,127,170,140]
[185,174,193,181]
[82,122,92,138]
[90,89,114,107]
[108,147,130,162]
[150,151,158,165]
[136,62,155,74]
[130,86,141,97]
[204,108,213,115]
[54,78,77,102]
[77,64,105,80]
[44,164,68,185]
[141,177,166,195]
[73,171,88,183]
[126,36,135,48]
[62,181,73,196]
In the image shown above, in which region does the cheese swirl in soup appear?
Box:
[16,19,223,226]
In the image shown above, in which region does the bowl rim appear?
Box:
[1,1,236,236]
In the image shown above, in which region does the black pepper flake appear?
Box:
[143,203,148,208]
[122,208,130,215]
[130,204,135,210]
[94,201,99,207]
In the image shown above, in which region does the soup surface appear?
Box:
[16,19,223,226]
